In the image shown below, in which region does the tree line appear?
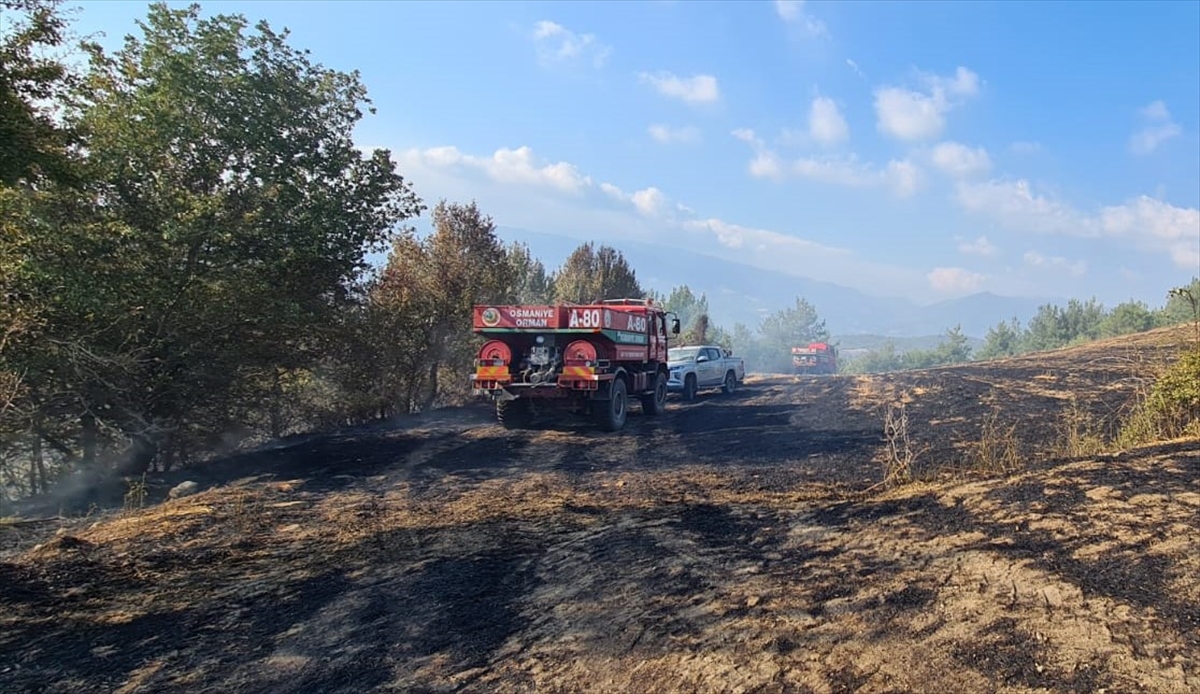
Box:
[0,1,690,505]
[837,285,1200,374]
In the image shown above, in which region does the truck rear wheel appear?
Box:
[722,371,737,395]
[595,378,628,432]
[497,399,533,430]
[640,371,667,415]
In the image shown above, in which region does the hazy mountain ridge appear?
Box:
[495,227,1060,339]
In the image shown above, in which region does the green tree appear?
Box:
[10,2,423,473]
[505,240,552,304]
[1062,298,1106,345]
[421,200,514,407]
[843,341,903,374]
[757,297,829,372]
[1158,278,1200,331]
[0,0,82,468]
[977,318,1023,361]
[933,324,973,364]
[660,285,709,334]
[1022,304,1068,352]
[0,0,79,186]
[1098,300,1156,338]
[552,241,644,303]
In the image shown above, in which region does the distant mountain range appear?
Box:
[482,226,1062,340]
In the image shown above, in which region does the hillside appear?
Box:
[489,226,1057,338]
[1,324,1197,693]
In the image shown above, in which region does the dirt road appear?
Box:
[1,327,1198,693]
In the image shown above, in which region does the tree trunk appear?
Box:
[27,447,37,496]
[33,436,46,495]
[121,433,158,476]
[269,368,283,439]
[81,413,97,469]
[424,360,440,412]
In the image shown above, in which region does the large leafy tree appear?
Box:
[0,0,78,186]
[11,2,423,471]
[0,0,81,478]
[1098,300,1156,338]
[552,241,644,303]
[756,296,829,372]
[360,200,515,414]
[506,241,552,304]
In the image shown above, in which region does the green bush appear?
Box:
[1117,345,1200,447]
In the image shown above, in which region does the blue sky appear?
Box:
[69,0,1200,308]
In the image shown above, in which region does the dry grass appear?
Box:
[2,323,1199,694]
[879,400,919,488]
[967,408,1022,474]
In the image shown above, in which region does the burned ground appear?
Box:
[1,325,1198,693]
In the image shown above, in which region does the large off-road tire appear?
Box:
[497,399,533,430]
[595,378,628,432]
[722,370,737,395]
[640,371,668,415]
[682,374,698,402]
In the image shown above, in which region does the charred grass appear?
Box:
[1,324,1198,693]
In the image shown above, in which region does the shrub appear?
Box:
[1116,345,1200,447]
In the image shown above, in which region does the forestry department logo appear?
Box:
[481,307,501,327]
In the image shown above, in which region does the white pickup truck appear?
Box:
[667,345,746,401]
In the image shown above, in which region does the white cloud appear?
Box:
[957,179,1200,269]
[638,71,720,104]
[924,66,981,98]
[930,141,992,178]
[733,128,919,197]
[874,66,981,141]
[774,0,828,37]
[648,124,701,144]
[631,187,666,217]
[1129,100,1182,155]
[732,128,784,179]
[928,267,986,294]
[398,145,591,194]
[956,179,1086,236]
[685,218,846,256]
[599,182,670,219]
[1023,251,1088,277]
[958,235,998,256]
[750,152,784,179]
[846,59,865,79]
[1099,196,1200,268]
[808,96,849,146]
[532,20,612,69]
[599,182,625,200]
[395,140,932,300]
[874,88,945,141]
[774,153,923,197]
[886,159,922,199]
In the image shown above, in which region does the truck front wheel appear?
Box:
[683,374,697,402]
[595,378,628,432]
